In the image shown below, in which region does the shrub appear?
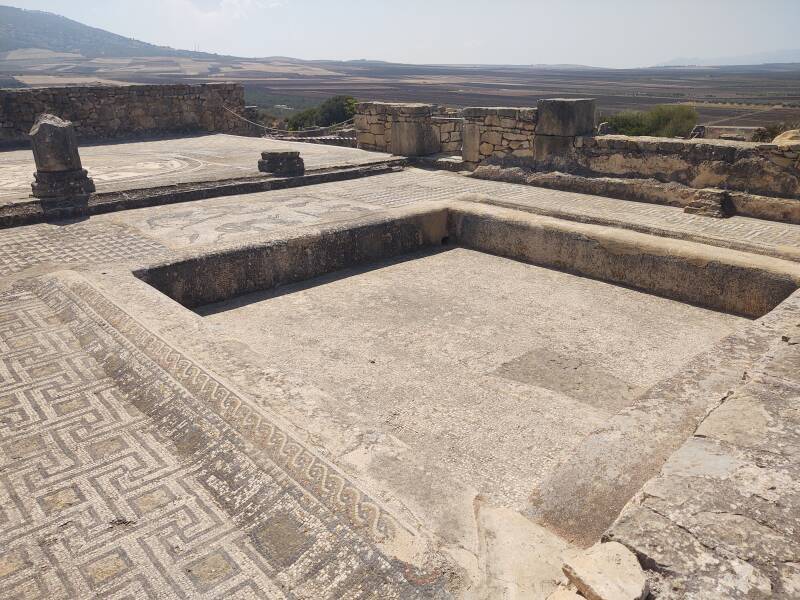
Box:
[286,95,358,130]
[752,122,800,142]
[287,108,319,131]
[604,105,698,138]
[317,95,357,127]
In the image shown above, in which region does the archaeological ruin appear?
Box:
[0,82,799,600]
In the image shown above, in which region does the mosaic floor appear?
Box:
[1,138,799,599]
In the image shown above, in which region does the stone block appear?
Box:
[536,98,596,136]
[390,121,439,156]
[462,123,481,162]
[258,150,305,177]
[503,132,530,142]
[683,188,733,218]
[29,114,95,200]
[29,114,84,172]
[479,142,495,156]
[562,542,648,600]
[353,114,369,131]
[482,131,503,146]
[534,135,575,161]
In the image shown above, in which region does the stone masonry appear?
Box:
[0,83,254,146]
[432,117,463,154]
[462,107,537,163]
[355,102,439,156]
[569,134,800,200]
[3,83,800,600]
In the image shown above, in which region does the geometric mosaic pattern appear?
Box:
[2,169,800,282]
[0,279,451,598]
[0,222,167,277]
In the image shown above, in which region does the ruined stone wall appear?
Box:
[568,135,800,200]
[354,102,439,156]
[461,99,800,202]
[462,107,537,163]
[354,102,392,152]
[355,97,800,203]
[698,125,765,142]
[0,83,254,146]
[431,117,463,154]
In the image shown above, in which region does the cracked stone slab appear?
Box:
[562,542,648,600]
[605,301,800,599]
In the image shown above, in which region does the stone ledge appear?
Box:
[0,160,407,229]
[463,107,537,121]
[604,311,800,599]
[355,102,434,117]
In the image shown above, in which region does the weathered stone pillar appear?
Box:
[29,114,95,201]
[533,98,596,163]
[258,150,305,176]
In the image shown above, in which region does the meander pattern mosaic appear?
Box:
[0,279,450,599]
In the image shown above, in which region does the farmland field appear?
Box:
[2,51,800,126]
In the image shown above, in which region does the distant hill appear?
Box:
[0,4,221,59]
[660,49,800,67]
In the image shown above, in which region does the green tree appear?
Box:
[287,108,319,131]
[286,95,358,130]
[316,95,357,127]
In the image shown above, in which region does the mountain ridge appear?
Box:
[2,4,800,71]
[0,5,223,59]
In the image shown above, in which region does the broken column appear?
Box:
[258,150,305,176]
[29,114,95,201]
[534,98,596,165]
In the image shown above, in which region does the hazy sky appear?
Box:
[6,0,800,68]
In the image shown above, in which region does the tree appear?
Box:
[316,95,357,127]
[286,95,358,130]
[287,108,319,131]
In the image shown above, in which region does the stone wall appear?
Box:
[462,107,537,163]
[567,135,800,200]
[461,98,800,203]
[0,83,254,146]
[355,97,800,205]
[354,102,439,156]
[431,117,463,154]
[354,102,392,152]
[696,125,765,142]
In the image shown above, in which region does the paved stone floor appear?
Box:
[0,135,393,203]
[200,248,745,510]
[1,139,800,599]
[2,169,797,278]
[80,169,800,258]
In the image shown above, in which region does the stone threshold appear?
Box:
[0,159,407,229]
[409,153,470,172]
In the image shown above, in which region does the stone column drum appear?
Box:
[258,150,305,177]
[29,114,96,200]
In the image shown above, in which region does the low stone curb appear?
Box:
[0,160,407,229]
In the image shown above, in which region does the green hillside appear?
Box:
[0,5,220,58]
